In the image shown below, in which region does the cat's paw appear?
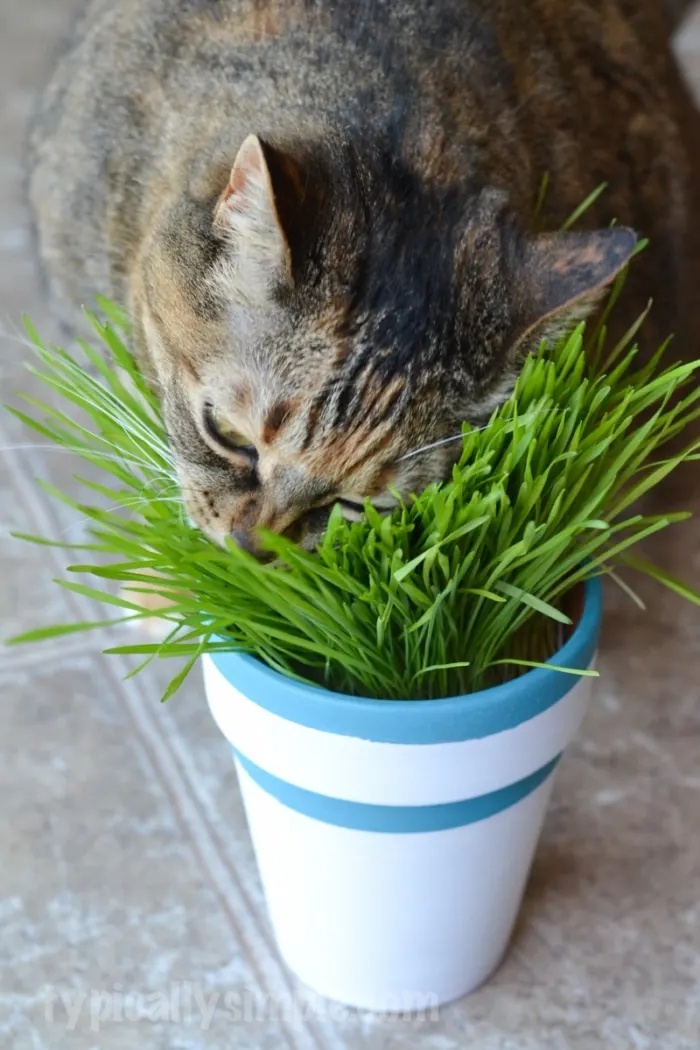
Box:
[119,573,177,640]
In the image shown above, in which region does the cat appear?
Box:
[28,0,700,553]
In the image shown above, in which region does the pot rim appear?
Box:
[207,574,603,744]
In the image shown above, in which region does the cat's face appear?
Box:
[132,134,635,551]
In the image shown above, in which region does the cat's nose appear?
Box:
[230,528,256,554]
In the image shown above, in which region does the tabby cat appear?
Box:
[28,0,700,551]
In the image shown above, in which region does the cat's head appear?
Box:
[131,133,635,551]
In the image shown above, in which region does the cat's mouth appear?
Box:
[280,499,366,541]
[228,496,383,559]
[333,498,366,522]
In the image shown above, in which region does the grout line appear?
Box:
[121,662,349,1050]
[2,429,337,1050]
[101,660,320,1050]
[149,673,352,1050]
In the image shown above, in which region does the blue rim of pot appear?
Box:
[209,574,603,744]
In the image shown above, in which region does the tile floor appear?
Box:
[1,3,699,1048]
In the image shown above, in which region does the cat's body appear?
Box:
[29,0,700,548]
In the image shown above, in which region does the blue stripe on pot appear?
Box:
[210,575,603,746]
[233,748,562,833]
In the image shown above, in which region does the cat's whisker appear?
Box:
[37,359,172,469]
[120,494,184,509]
[55,493,187,540]
[6,444,177,486]
[397,406,571,462]
[396,431,466,462]
[11,362,174,471]
[74,400,170,470]
[0,441,173,473]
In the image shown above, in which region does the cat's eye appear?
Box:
[204,403,257,458]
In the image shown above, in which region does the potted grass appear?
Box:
[8,292,700,1011]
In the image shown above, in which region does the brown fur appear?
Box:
[28,0,700,550]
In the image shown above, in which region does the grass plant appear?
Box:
[7,289,700,700]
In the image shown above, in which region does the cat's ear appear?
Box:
[515,226,637,350]
[214,134,298,300]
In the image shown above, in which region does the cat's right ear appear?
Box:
[213,134,301,303]
[513,226,638,352]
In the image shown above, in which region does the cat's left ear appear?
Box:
[214,134,301,301]
[515,226,638,350]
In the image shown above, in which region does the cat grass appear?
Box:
[7,291,700,701]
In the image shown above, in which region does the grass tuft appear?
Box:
[7,298,700,701]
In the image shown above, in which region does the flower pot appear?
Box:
[202,576,603,1012]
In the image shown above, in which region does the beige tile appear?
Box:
[1,2,700,1049]
[0,656,299,1050]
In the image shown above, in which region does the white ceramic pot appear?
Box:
[203,576,602,1012]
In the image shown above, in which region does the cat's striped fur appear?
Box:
[29,0,700,548]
